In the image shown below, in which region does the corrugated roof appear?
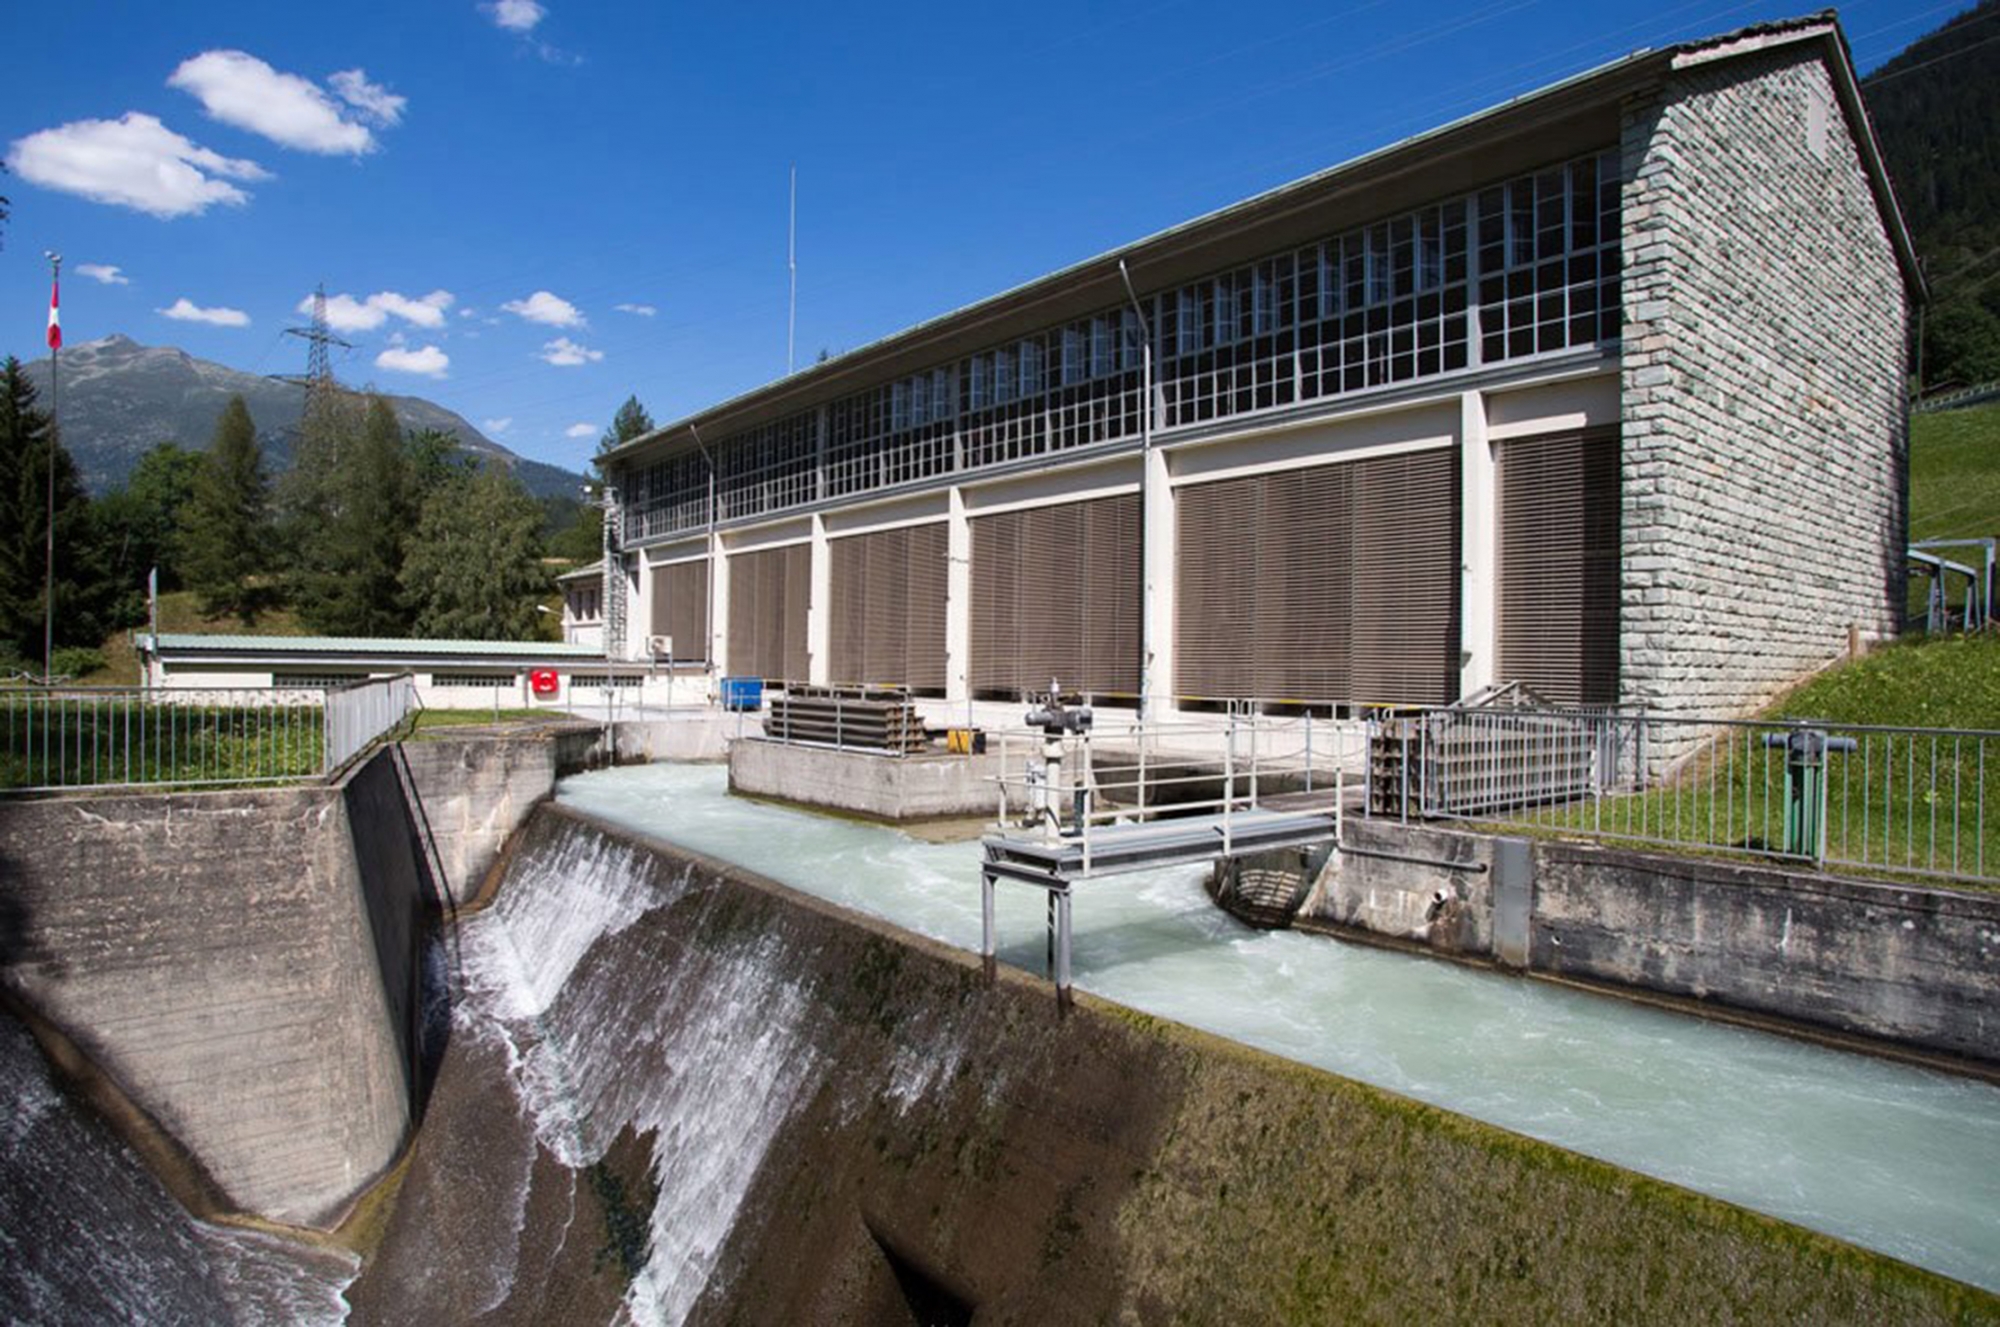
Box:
[555,560,605,582]
[142,633,601,658]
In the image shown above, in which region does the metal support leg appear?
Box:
[1046,891,1055,978]
[980,862,996,982]
[1055,887,1072,1011]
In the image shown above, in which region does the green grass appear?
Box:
[0,692,325,789]
[407,707,573,734]
[1910,400,2000,543]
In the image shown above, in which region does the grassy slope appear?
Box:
[88,591,303,686]
[1793,401,2000,732]
[1910,400,2000,542]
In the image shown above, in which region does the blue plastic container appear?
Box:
[720,676,764,712]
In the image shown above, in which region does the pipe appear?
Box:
[690,423,718,680]
[1335,844,1490,874]
[1117,258,1155,721]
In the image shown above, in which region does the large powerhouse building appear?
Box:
[598,13,1918,722]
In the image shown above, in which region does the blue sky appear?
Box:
[0,0,1962,473]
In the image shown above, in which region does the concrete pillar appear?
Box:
[1142,445,1176,717]
[808,514,831,686]
[710,532,730,679]
[1459,388,1497,698]
[631,555,655,655]
[946,486,972,703]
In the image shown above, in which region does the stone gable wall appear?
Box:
[1619,50,1909,724]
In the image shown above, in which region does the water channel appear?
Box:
[559,760,2000,1294]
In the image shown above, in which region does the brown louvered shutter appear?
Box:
[1175,447,1456,706]
[781,543,811,683]
[651,558,710,662]
[971,494,1139,698]
[728,544,811,683]
[1350,447,1460,705]
[829,524,948,689]
[1176,474,1260,700]
[1498,429,1620,705]
[904,522,948,690]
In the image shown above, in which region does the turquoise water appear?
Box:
[560,761,2000,1293]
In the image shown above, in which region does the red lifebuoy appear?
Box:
[530,668,560,698]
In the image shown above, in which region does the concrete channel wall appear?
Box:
[0,752,427,1228]
[730,738,1002,820]
[0,726,583,1230]
[1299,821,2000,1066]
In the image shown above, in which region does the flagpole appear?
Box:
[43,252,61,686]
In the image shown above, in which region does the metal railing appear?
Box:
[987,710,1364,871]
[324,675,419,775]
[1,675,417,793]
[1370,705,2000,885]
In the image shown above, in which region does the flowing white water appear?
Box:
[452,812,825,1325]
[560,761,2000,1294]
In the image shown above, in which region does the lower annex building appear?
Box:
[593,13,1920,723]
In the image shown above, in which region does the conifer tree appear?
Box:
[594,395,655,477]
[0,357,115,662]
[178,396,272,622]
[401,461,547,639]
[290,394,416,636]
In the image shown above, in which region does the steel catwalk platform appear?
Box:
[978,807,1340,1003]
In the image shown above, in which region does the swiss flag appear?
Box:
[47,277,61,351]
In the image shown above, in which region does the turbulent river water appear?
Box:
[558,761,2000,1296]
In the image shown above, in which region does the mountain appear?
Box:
[1863,0,2000,390]
[17,335,586,499]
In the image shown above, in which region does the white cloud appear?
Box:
[487,0,546,31]
[168,50,385,155]
[78,264,131,286]
[564,422,595,439]
[305,289,455,332]
[614,302,656,317]
[539,337,602,367]
[158,297,250,327]
[6,113,267,218]
[376,344,450,377]
[502,289,583,327]
[328,69,405,127]
[483,417,513,435]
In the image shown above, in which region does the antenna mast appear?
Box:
[788,165,797,375]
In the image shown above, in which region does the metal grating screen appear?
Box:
[1176,446,1460,706]
[726,544,810,683]
[1498,429,1620,705]
[828,523,949,690]
[970,494,1140,698]
[650,558,710,662]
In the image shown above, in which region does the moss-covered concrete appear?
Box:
[470,807,1995,1324]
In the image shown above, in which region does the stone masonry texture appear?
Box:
[1619,49,1908,725]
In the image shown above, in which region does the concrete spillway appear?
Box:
[558,762,2000,1297]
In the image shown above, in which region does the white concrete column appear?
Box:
[945,486,972,703]
[630,555,655,654]
[1459,388,1497,699]
[808,514,831,686]
[1142,445,1176,717]
[709,533,730,679]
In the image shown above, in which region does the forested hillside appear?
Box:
[1865,0,2000,390]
